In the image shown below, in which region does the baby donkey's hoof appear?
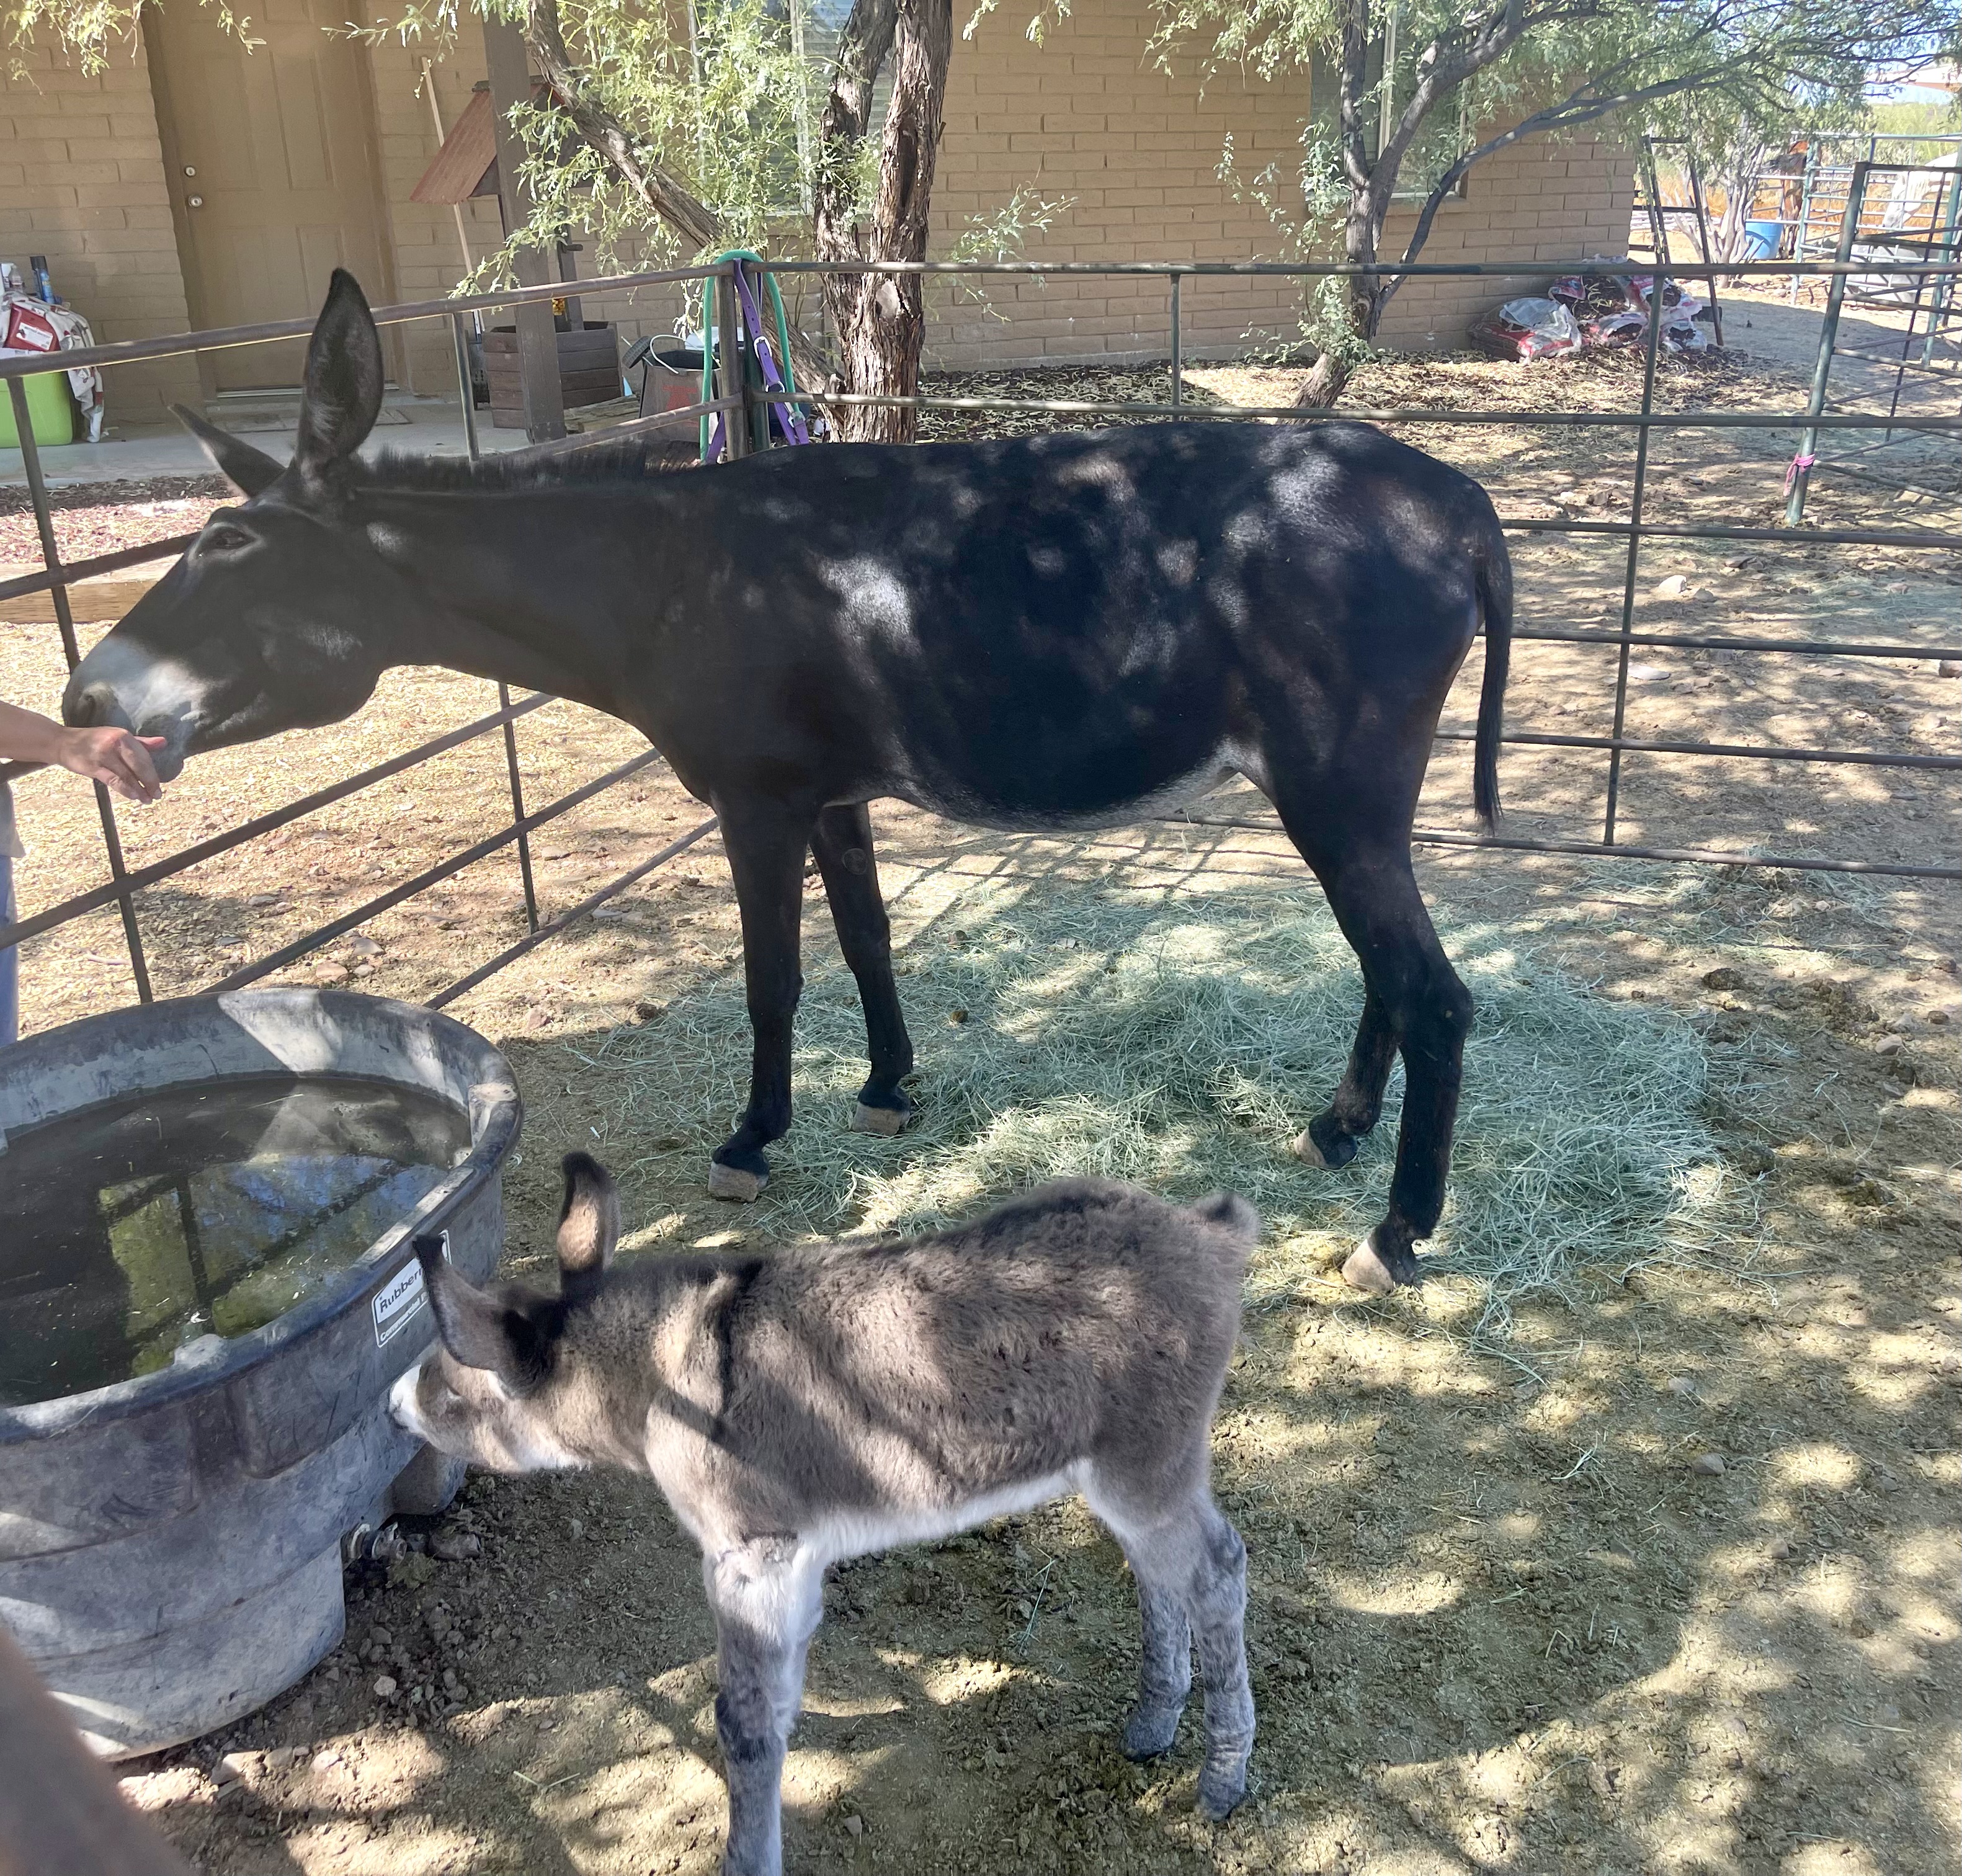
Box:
[1120,1699,1184,1762]
[1196,1748,1252,1821]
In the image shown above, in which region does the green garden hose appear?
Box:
[700,250,801,457]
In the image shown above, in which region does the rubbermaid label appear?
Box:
[373,1232,449,1347]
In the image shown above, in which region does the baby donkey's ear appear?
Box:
[556,1152,619,1300]
[414,1235,552,1394]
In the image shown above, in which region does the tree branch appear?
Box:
[814,0,899,265]
[1335,0,1374,195]
[1377,52,1760,318]
[520,0,840,389]
[522,0,721,251]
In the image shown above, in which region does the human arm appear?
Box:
[0,701,166,803]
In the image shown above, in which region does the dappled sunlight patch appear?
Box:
[914,1656,1019,1707]
[1786,1552,1877,1634]
[1329,1571,1463,1619]
[336,1833,492,1875]
[1494,1511,1543,1547]
[618,1210,689,1253]
[1845,1332,1943,1408]
[1788,1845,1888,1876]
[1889,1530,1962,1596]
[1767,1442,1865,1493]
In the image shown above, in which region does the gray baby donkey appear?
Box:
[390,1154,1258,1876]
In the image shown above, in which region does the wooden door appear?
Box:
[147,0,389,390]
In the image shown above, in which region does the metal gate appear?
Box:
[2,249,1956,1025]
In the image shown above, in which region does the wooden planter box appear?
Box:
[483,323,621,429]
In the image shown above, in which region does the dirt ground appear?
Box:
[0,339,1956,1875]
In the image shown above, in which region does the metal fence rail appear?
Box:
[2,249,1958,1028]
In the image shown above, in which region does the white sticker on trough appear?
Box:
[373,1231,450,1348]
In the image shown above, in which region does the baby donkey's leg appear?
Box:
[1120,1571,1193,1761]
[704,1539,823,1876]
[1183,1498,1255,1820]
[1090,1475,1255,1816]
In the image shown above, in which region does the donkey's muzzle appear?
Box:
[63,679,120,730]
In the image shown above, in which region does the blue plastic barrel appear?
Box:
[1742,220,1785,261]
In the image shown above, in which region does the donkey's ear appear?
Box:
[556,1153,619,1296]
[295,268,383,482]
[414,1236,550,1393]
[171,404,283,496]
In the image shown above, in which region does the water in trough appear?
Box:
[0,1074,470,1406]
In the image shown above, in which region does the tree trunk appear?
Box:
[1293,200,1384,409]
[526,0,952,444]
[1712,141,1755,266]
[1293,0,1385,412]
[816,0,952,442]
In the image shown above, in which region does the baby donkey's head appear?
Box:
[388,1152,622,1474]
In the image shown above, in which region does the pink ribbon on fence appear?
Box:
[1782,452,1816,494]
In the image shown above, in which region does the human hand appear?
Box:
[54,726,168,803]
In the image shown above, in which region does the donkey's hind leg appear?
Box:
[1255,734,1474,1289]
[1296,982,1398,1171]
[1088,1476,1254,1818]
[809,804,915,1135]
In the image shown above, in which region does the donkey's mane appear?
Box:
[354,433,703,494]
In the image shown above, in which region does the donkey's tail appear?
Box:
[1472,525,1514,833]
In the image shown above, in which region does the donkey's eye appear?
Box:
[203,524,251,553]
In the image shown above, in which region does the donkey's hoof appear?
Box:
[1292,1124,1357,1171]
[1120,1702,1183,1761]
[1340,1234,1398,1296]
[851,1100,910,1137]
[1196,1760,1250,1822]
[707,1159,768,1202]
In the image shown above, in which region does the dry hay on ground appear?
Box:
[597,881,1749,1348]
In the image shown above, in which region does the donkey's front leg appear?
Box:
[709,800,818,1202]
[1120,1574,1194,1761]
[705,1539,821,1876]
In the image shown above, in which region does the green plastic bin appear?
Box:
[0,369,76,449]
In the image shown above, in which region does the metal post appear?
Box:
[497,682,538,932]
[450,311,481,463]
[7,375,153,1003]
[482,16,566,445]
[1785,161,1868,529]
[717,264,752,458]
[1919,168,1962,368]
[1881,174,1943,444]
[1639,138,1671,270]
[1169,272,1184,411]
[1790,141,1821,303]
[1683,148,1724,348]
[1599,275,1667,849]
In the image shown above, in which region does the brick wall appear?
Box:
[925,0,1307,368]
[2,11,1636,431]
[925,0,1637,368]
[1372,132,1637,351]
[0,35,199,428]
[361,42,505,393]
